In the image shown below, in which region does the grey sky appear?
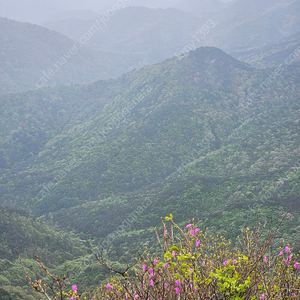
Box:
[0,0,233,25]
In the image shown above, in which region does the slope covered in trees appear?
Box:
[0,17,143,95]
[0,45,300,297]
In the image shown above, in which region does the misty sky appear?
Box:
[0,0,233,25]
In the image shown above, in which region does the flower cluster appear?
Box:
[22,216,300,300]
[94,215,300,299]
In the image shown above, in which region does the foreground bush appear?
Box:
[20,214,300,299]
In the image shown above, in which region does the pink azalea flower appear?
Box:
[70,297,74,300]
[195,240,200,247]
[292,293,296,296]
[223,260,229,267]
[150,280,154,286]
[164,230,167,234]
[164,283,168,287]
[261,294,265,299]
[190,268,193,272]
[175,280,181,286]
[285,246,290,253]
[125,295,128,299]
[186,224,192,228]
[142,265,147,271]
[163,263,170,268]
[149,268,153,273]
[202,261,205,266]
[279,251,283,256]
[172,251,176,256]
[285,259,290,265]
[154,258,158,265]
[175,287,180,294]
[134,295,139,299]
[107,284,111,290]
[233,259,237,265]
[289,254,293,259]
[190,230,195,236]
[264,256,268,262]
[72,285,77,292]
[295,263,300,269]
[195,228,200,233]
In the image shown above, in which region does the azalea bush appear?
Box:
[95,214,300,299]
[20,214,300,299]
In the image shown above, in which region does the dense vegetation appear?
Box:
[0,0,300,298]
[19,215,300,299]
[0,37,300,299]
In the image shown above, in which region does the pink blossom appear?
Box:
[285,246,290,253]
[149,268,153,273]
[175,280,181,286]
[134,295,139,299]
[150,280,154,286]
[233,259,237,265]
[154,258,158,265]
[164,230,168,234]
[190,230,195,236]
[175,287,180,294]
[172,251,176,257]
[107,284,111,290]
[164,283,168,287]
[264,256,268,262]
[223,260,229,267]
[292,293,296,296]
[261,294,265,299]
[186,224,192,228]
[190,268,193,272]
[202,261,205,266]
[72,285,77,292]
[142,265,147,271]
[195,228,200,233]
[279,251,283,256]
[295,263,300,269]
[195,240,200,247]
[163,263,170,268]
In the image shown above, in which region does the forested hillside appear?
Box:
[0,47,299,269]
[0,17,143,95]
[0,1,300,297]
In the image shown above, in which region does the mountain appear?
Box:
[41,0,300,70]
[1,44,300,297]
[230,31,300,67]
[0,17,144,95]
[42,6,202,62]
[0,46,299,261]
[0,207,90,300]
[209,0,300,51]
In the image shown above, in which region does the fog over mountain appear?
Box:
[0,0,233,24]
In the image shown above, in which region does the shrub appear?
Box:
[20,214,300,299]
